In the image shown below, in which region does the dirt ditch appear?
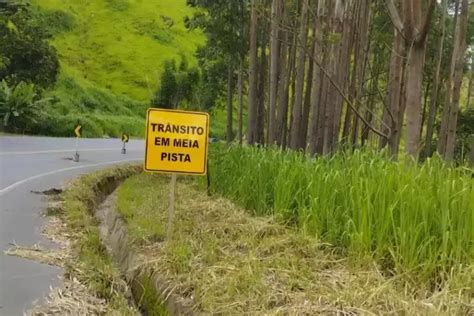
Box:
[96,190,194,315]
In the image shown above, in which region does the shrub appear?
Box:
[0,80,50,133]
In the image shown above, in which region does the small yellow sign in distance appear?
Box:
[74,125,81,137]
[145,108,209,175]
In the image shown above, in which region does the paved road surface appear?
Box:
[0,136,144,315]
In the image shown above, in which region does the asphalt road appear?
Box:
[0,136,144,315]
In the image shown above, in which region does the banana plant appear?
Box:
[0,80,50,130]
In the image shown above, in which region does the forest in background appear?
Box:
[173,0,473,162]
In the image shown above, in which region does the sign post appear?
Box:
[144,108,209,240]
[167,173,177,240]
[74,124,81,162]
[121,134,129,154]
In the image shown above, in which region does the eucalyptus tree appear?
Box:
[186,0,249,143]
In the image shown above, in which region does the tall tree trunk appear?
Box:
[237,59,244,145]
[394,56,408,153]
[349,0,370,149]
[226,63,234,143]
[383,0,434,158]
[323,52,338,153]
[330,0,356,152]
[308,1,324,155]
[351,105,360,147]
[323,0,348,154]
[268,0,281,145]
[276,24,290,147]
[343,43,358,143]
[361,84,376,146]
[424,0,447,157]
[315,51,329,155]
[300,53,313,150]
[284,32,298,148]
[247,0,259,145]
[405,42,427,157]
[289,0,309,150]
[466,56,473,109]
[323,1,343,154]
[437,0,468,159]
[420,77,431,136]
[437,0,460,155]
[257,37,267,145]
[362,52,382,146]
[340,1,367,149]
[404,0,435,158]
[444,0,469,160]
[384,30,405,155]
[380,29,404,152]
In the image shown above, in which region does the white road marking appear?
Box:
[0,159,142,196]
[0,148,141,156]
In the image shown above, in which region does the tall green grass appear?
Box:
[209,145,474,285]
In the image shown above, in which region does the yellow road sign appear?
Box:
[122,134,129,143]
[145,108,209,175]
[74,125,81,137]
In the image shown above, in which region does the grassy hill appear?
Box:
[24,0,206,138]
[34,0,205,102]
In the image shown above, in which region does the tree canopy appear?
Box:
[0,2,59,88]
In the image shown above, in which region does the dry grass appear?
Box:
[29,276,109,316]
[5,244,67,268]
[118,174,474,315]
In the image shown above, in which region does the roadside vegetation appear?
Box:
[117,171,473,314]
[58,165,141,314]
[210,146,474,286]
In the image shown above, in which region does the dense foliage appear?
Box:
[0,80,49,132]
[153,58,202,110]
[0,2,59,88]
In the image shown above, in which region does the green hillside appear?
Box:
[33,0,205,101]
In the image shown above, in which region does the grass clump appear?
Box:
[117,173,473,314]
[209,146,474,287]
[134,275,170,316]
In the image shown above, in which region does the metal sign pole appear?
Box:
[74,124,81,162]
[166,173,177,241]
[74,136,80,162]
[206,160,211,196]
[122,141,126,154]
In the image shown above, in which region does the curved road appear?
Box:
[0,136,144,315]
